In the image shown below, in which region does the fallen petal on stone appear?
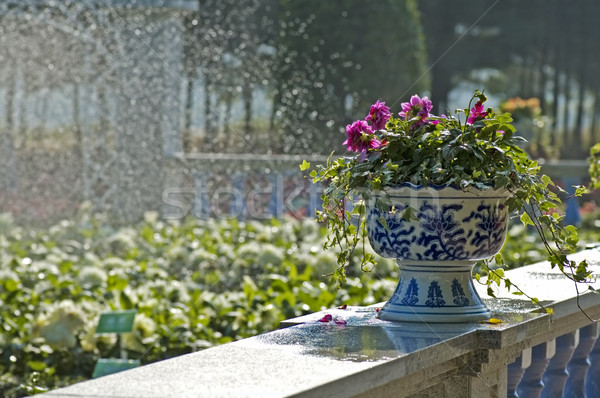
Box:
[318,314,333,322]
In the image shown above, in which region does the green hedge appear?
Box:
[1,203,598,397]
[0,209,398,397]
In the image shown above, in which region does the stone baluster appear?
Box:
[562,177,581,226]
[308,179,322,218]
[540,331,579,398]
[586,332,600,398]
[231,173,247,219]
[564,323,599,398]
[507,347,532,398]
[193,172,210,218]
[268,173,284,218]
[517,340,555,398]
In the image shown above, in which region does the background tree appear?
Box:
[271,0,428,154]
[183,0,279,153]
[419,0,600,160]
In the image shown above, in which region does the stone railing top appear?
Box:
[174,152,331,172]
[100,0,198,10]
[40,312,550,398]
[175,154,591,179]
[39,248,600,398]
[537,159,589,177]
[0,0,198,11]
[479,246,600,312]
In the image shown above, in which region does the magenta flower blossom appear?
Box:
[365,100,391,131]
[467,101,488,124]
[399,95,433,120]
[343,120,381,155]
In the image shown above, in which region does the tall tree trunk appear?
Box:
[550,2,564,150]
[0,63,18,192]
[243,80,253,135]
[223,93,233,136]
[203,73,213,148]
[269,88,281,132]
[430,64,450,114]
[521,58,533,98]
[560,70,572,158]
[184,76,194,153]
[550,55,561,148]
[574,82,586,159]
[6,69,14,132]
[536,43,551,116]
[73,82,82,155]
[590,91,600,146]
[98,82,109,134]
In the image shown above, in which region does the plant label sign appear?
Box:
[95,309,137,334]
[92,358,140,379]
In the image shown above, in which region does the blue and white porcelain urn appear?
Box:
[366,184,510,323]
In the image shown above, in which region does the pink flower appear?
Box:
[365,100,391,131]
[467,101,488,124]
[343,120,382,157]
[399,95,433,120]
[334,317,347,325]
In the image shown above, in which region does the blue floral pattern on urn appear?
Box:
[401,278,419,306]
[367,184,510,323]
[451,278,470,307]
[367,186,508,261]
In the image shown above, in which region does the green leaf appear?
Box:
[494,253,504,266]
[541,174,553,187]
[119,290,133,310]
[520,212,535,227]
[28,361,46,371]
[4,279,19,292]
[573,185,588,196]
[378,216,390,232]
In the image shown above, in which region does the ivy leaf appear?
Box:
[300,160,310,171]
[378,216,390,233]
[520,212,535,227]
[402,206,416,221]
[573,185,588,196]
[541,174,553,187]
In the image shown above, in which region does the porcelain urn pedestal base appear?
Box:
[377,260,490,323]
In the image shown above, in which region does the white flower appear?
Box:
[79,267,108,288]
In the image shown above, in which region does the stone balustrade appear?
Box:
[164,155,591,225]
[37,247,600,397]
